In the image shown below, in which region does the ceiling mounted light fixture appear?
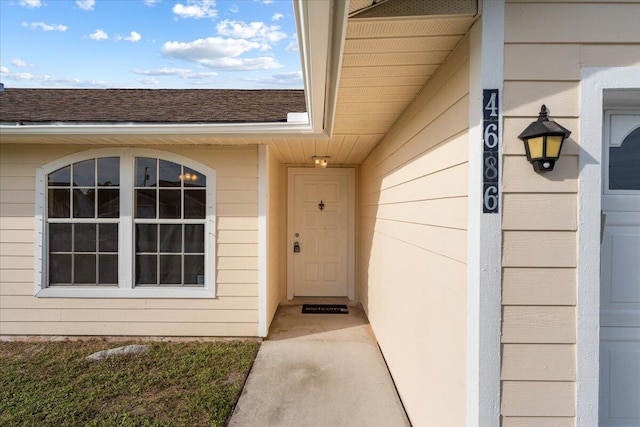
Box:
[312,156,330,168]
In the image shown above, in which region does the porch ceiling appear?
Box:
[271,0,478,165]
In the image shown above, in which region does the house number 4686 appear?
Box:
[482,89,499,214]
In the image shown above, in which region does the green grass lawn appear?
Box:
[0,340,260,427]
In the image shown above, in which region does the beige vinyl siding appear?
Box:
[266,146,286,329]
[0,144,259,337]
[357,36,469,427]
[501,1,640,424]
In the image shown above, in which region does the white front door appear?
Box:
[288,169,353,297]
[600,112,640,426]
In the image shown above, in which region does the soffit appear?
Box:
[317,7,476,165]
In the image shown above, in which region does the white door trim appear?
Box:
[287,167,355,301]
[577,66,640,427]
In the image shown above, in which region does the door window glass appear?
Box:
[610,126,640,190]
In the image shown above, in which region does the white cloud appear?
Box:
[22,21,68,32]
[76,0,95,11]
[216,20,286,44]
[133,68,217,79]
[19,0,41,8]
[285,39,298,52]
[229,5,239,13]
[271,13,283,21]
[162,37,257,60]
[161,37,283,70]
[0,69,110,88]
[204,56,281,70]
[172,0,217,19]
[11,59,30,67]
[244,71,303,88]
[88,29,109,40]
[116,31,142,42]
[138,77,160,85]
[144,0,161,6]
[253,0,273,4]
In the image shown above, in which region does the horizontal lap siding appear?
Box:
[501,1,640,424]
[266,146,286,330]
[0,144,259,337]
[358,36,469,427]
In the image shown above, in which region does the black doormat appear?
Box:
[301,304,349,314]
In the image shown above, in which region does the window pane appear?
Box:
[99,223,118,252]
[97,157,119,186]
[75,223,96,252]
[135,157,157,187]
[160,224,182,253]
[74,254,96,284]
[98,189,119,218]
[184,224,204,253]
[136,224,157,253]
[98,254,118,285]
[159,160,181,187]
[609,127,640,190]
[50,254,71,284]
[73,189,95,218]
[160,255,181,284]
[184,190,205,219]
[159,190,181,219]
[48,189,70,218]
[135,189,156,218]
[48,165,70,186]
[136,255,157,285]
[73,159,95,187]
[49,223,72,252]
[184,255,204,285]
[183,167,205,188]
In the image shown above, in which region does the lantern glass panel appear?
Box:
[546,135,563,158]
[527,136,544,159]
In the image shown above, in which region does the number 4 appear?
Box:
[484,92,498,117]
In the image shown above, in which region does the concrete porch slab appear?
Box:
[228,302,411,427]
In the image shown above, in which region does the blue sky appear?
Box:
[0,0,302,89]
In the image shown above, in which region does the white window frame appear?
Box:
[34,148,217,298]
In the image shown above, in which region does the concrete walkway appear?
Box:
[229,300,411,427]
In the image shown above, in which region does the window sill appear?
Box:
[35,287,216,299]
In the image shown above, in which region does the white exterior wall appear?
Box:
[501,1,640,425]
[357,36,470,426]
[0,144,260,337]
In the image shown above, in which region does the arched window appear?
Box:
[35,149,216,298]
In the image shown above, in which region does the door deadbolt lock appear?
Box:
[293,242,301,253]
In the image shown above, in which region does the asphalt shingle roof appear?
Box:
[0,88,306,123]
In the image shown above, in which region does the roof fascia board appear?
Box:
[322,0,349,137]
[0,121,314,137]
[294,0,345,137]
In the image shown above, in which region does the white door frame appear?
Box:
[286,167,355,301]
[577,66,640,426]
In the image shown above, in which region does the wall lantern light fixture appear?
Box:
[312,156,330,168]
[518,105,571,173]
